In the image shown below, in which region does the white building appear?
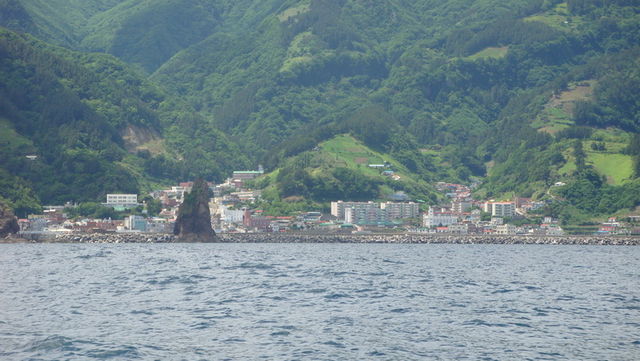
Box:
[220,206,245,224]
[331,201,379,221]
[380,202,420,219]
[332,201,419,223]
[124,215,147,231]
[345,207,388,225]
[230,190,261,202]
[545,226,564,236]
[105,194,139,208]
[170,186,189,198]
[451,200,472,213]
[423,207,459,228]
[496,224,517,235]
[484,201,515,218]
[448,223,470,234]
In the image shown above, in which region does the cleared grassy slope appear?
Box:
[558,130,633,185]
[467,46,508,60]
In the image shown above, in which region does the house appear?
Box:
[219,206,245,224]
[496,224,517,235]
[448,223,471,234]
[598,218,621,234]
[302,212,323,222]
[233,170,264,180]
[628,215,640,223]
[230,190,261,202]
[242,209,272,231]
[270,217,293,232]
[231,169,264,188]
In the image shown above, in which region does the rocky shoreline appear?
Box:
[4,232,640,245]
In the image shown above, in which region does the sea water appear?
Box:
[1,243,639,360]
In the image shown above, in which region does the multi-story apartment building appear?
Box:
[451,200,472,213]
[331,201,379,220]
[484,201,516,218]
[345,207,388,225]
[380,202,420,219]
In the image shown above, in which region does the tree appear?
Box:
[574,140,586,171]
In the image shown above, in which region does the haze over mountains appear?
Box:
[1,0,639,223]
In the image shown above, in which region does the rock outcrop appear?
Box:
[173,178,218,242]
[0,200,20,237]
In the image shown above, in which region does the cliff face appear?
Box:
[173,178,218,242]
[0,200,20,237]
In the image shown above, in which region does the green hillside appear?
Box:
[0,27,249,215]
[1,0,639,221]
[254,134,444,215]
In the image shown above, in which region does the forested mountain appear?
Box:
[1,0,639,222]
[0,28,248,215]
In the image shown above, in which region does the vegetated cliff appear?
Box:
[0,200,20,237]
[0,27,249,215]
[173,178,218,242]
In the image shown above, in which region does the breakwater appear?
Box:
[10,232,640,245]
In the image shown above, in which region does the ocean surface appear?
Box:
[1,243,639,361]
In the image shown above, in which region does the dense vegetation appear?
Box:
[0,28,248,216]
[1,0,639,222]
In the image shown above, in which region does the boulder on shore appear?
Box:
[0,200,20,238]
[173,178,218,242]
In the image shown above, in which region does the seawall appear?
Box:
[7,232,640,245]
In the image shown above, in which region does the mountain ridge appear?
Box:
[1,0,639,223]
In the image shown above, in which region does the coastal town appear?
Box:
[16,168,640,238]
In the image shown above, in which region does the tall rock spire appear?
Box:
[0,200,20,238]
[173,178,218,242]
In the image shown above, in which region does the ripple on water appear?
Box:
[463,319,509,327]
[191,321,216,330]
[75,250,113,260]
[130,310,155,316]
[512,322,532,328]
[24,335,79,353]
[86,345,140,359]
[147,275,197,286]
[324,293,351,300]
[238,262,274,270]
[390,308,411,313]
[270,330,290,337]
[382,259,405,264]
[307,288,327,294]
[491,288,516,294]
[322,340,346,349]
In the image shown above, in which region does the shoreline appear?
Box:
[3,232,640,245]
